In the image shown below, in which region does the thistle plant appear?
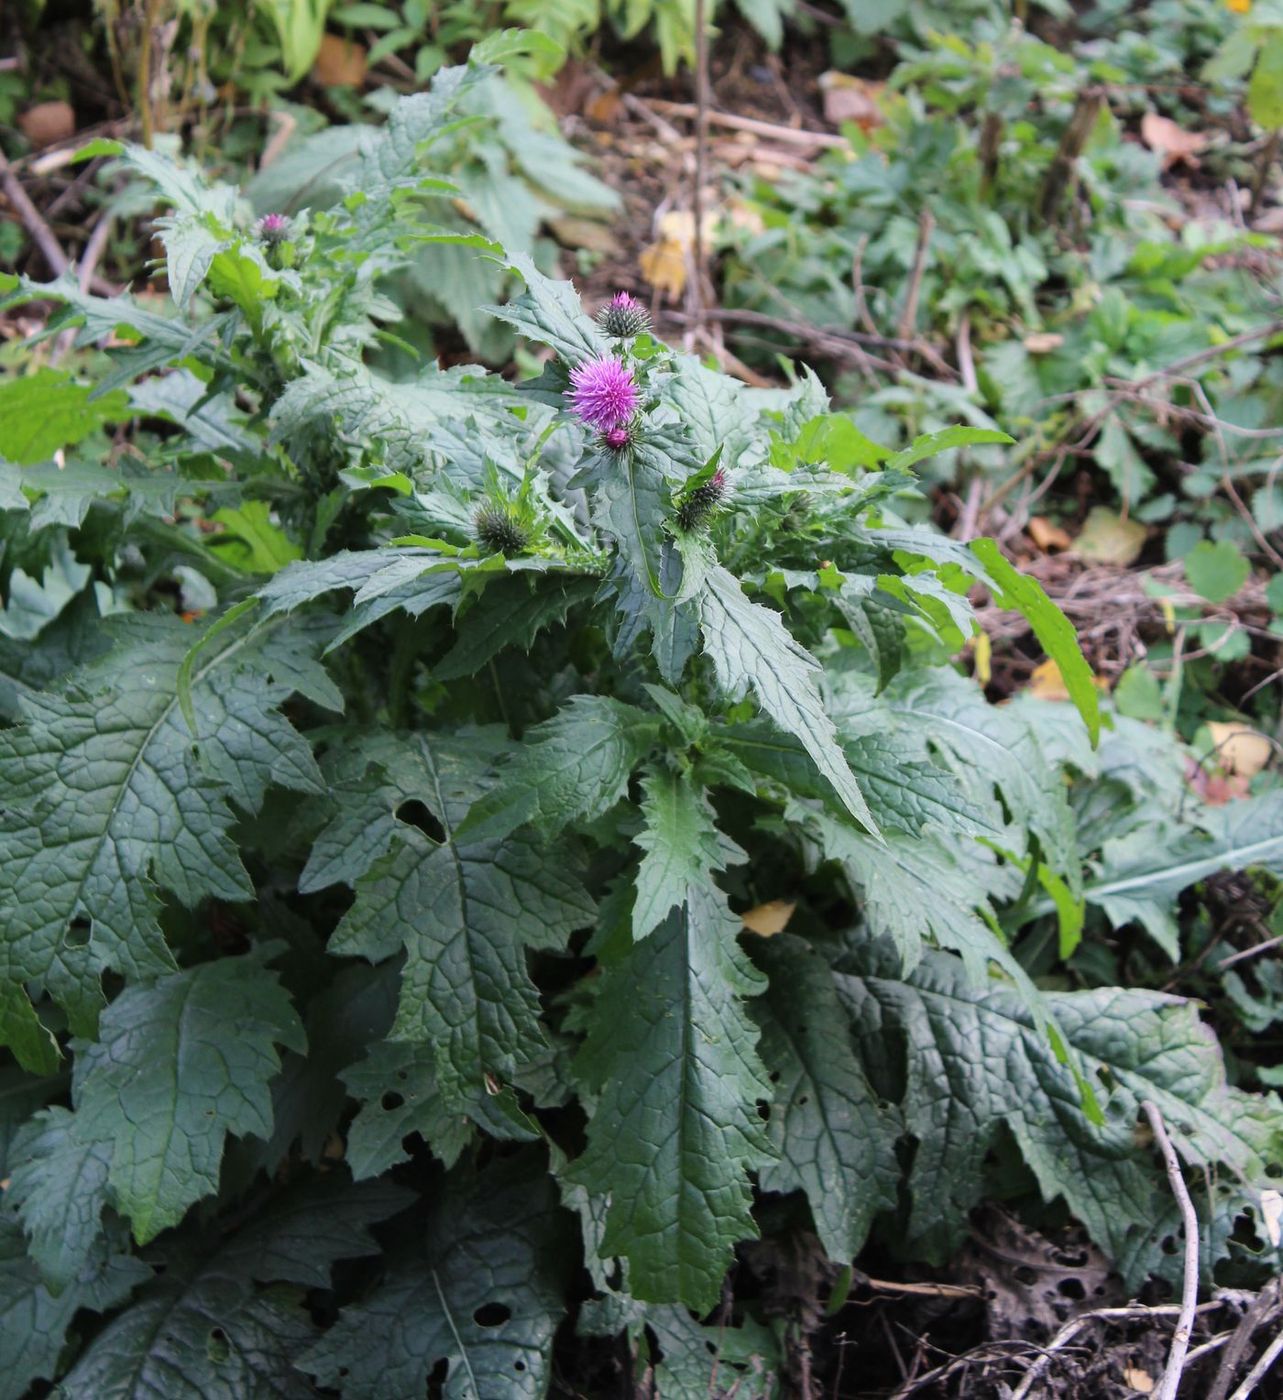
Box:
[0,61,1279,1400]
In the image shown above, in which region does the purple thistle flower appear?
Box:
[567,357,639,430]
[596,291,651,338]
[602,421,636,452]
[255,212,292,244]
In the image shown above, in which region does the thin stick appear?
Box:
[898,208,934,342]
[1228,1326,1283,1400]
[1143,1101,1200,1400]
[644,97,849,148]
[0,152,69,276]
[690,0,709,338]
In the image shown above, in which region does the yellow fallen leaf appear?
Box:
[742,901,795,937]
[1030,659,1108,702]
[1206,722,1272,777]
[1124,1365,1155,1395]
[1227,0,1252,14]
[639,236,687,299]
[972,630,992,686]
[1029,516,1072,552]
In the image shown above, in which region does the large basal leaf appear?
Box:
[749,934,899,1264]
[0,615,334,1041]
[840,949,1283,1283]
[457,695,658,844]
[300,1161,569,1400]
[50,955,305,1247]
[699,565,878,835]
[54,1176,409,1400]
[570,888,773,1311]
[326,733,594,1106]
[0,1216,147,1400]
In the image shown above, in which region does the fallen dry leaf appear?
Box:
[818,72,886,131]
[548,216,620,256]
[18,101,75,148]
[1029,659,1109,702]
[1023,331,1065,354]
[1074,506,1147,567]
[639,208,717,301]
[1029,516,1072,552]
[1124,1366,1156,1395]
[314,34,368,88]
[741,900,796,937]
[1206,721,1272,778]
[1141,112,1209,171]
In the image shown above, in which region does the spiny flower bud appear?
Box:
[474,503,530,557]
[600,418,641,454]
[596,291,651,339]
[255,212,292,244]
[567,356,639,430]
[676,467,729,531]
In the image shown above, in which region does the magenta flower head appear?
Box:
[596,291,651,338]
[255,212,292,244]
[567,356,639,431]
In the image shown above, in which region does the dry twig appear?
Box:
[1143,1101,1200,1400]
[0,152,69,276]
[1229,1326,1283,1400]
[643,98,848,149]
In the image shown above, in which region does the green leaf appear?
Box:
[0,616,330,1036]
[970,537,1100,745]
[593,440,672,597]
[1184,538,1251,604]
[483,251,610,364]
[841,950,1283,1283]
[433,574,597,681]
[699,566,879,834]
[55,1177,408,1400]
[457,695,658,844]
[571,889,773,1310]
[0,370,130,464]
[300,1160,568,1399]
[208,501,302,574]
[341,1039,537,1179]
[884,425,1013,472]
[1250,31,1283,128]
[6,1107,113,1291]
[0,980,59,1076]
[0,1216,147,1400]
[329,733,594,1105]
[632,769,744,938]
[69,955,305,1244]
[1079,792,1283,959]
[749,934,899,1263]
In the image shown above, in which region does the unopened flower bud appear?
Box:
[676,467,729,531]
[596,291,651,338]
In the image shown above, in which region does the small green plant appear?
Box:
[0,46,1281,1398]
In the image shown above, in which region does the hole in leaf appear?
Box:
[381,1091,404,1111]
[1268,1162,1283,1179]
[768,1071,780,1084]
[756,1100,770,1122]
[66,917,91,948]
[207,1327,230,1364]
[396,800,445,844]
[473,1303,510,1328]
[1160,1235,1179,1255]
[514,1361,526,1373]
[1057,1278,1086,1300]
[798,1095,809,1107]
